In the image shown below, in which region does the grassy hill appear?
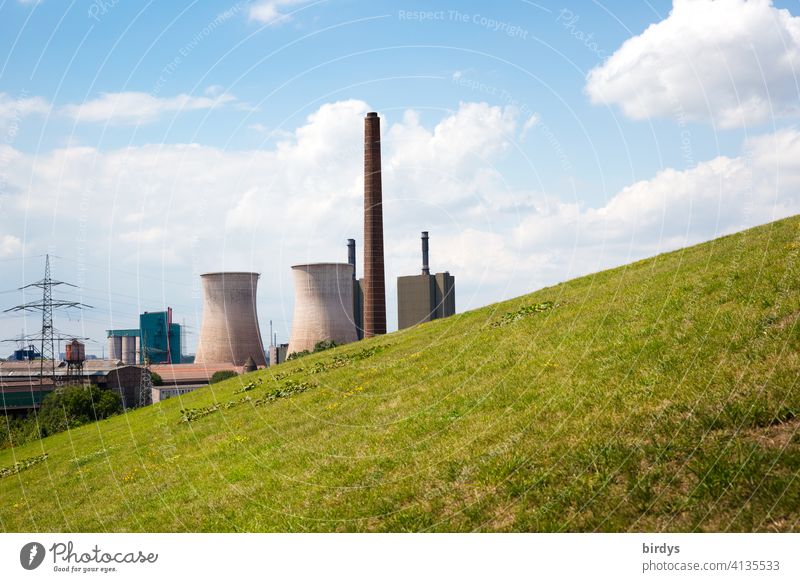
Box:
[2,217,799,532]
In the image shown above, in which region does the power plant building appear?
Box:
[347,238,364,339]
[288,263,358,354]
[107,308,182,365]
[269,343,288,366]
[397,232,456,329]
[139,309,181,364]
[107,329,139,364]
[195,272,267,367]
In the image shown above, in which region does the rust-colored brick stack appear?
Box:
[363,112,386,337]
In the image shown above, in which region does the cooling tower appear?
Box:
[288,263,358,354]
[195,272,267,366]
[363,111,387,337]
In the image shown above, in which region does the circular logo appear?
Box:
[20,542,46,570]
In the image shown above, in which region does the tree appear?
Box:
[36,385,122,437]
[210,370,238,384]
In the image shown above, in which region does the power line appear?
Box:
[2,255,93,383]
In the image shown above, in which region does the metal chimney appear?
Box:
[421,231,430,275]
[363,111,387,337]
[347,238,356,279]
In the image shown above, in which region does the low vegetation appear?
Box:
[286,339,340,361]
[1,385,122,449]
[2,217,799,531]
[210,370,238,384]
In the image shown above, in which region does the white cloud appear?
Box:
[586,0,800,128]
[519,113,540,142]
[0,235,22,257]
[60,90,237,124]
[0,93,49,127]
[249,0,313,25]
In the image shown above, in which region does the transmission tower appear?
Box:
[138,334,153,408]
[3,255,92,384]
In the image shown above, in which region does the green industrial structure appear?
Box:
[107,308,181,365]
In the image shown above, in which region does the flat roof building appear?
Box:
[397,232,456,330]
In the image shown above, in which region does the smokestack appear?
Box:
[421,231,430,275]
[347,238,356,279]
[363,111,386,337]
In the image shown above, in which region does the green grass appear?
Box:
[2,217,800,532]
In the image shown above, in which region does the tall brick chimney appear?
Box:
[363,111,386,337]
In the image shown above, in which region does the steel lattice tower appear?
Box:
[3,255,92,384]
[138,360,153,408]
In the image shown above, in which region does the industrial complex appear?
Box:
[1,111,456,416]
[107,308,182,365]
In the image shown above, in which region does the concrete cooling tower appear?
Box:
[195,272,267,366]
[288,263,358,355]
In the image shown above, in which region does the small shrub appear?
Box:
[313,340,338,352]
[210,370,238,384]
[150,371,163,386]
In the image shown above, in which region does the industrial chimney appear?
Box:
[288,263,358,354]
[363,111,387,337]
[347,238,356,278]
[195,272,267,366]
[421,231,430,275]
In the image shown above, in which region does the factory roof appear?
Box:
[0,359,137,378]
[149,363,245,385]
[0,378,56,390]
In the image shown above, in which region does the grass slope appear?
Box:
[2,217,800,532]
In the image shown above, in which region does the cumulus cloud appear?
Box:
[586,0,800,128]
[60,90,237,124]
[0,93,49,127]
[249,0,313,25]
[0,235,23,257]
[514,128,800,267]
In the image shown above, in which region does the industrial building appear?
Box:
[347,238,364,339]
[140,309,181,363]
[269,343,288,366]
[397,232,456,329]
[287,263,359,355]
[0,360,145,413]
[195,272,267,367]
[7,344,41,361]
[149,362,245,403]
[107,329,139,364]
[107,308,182,365]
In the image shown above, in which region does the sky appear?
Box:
[1,0,800,356]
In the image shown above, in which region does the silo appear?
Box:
[195,272,267,366]
[288,263,358,355]
[108,335,122,361]
[121,336,136,364]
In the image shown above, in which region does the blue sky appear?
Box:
[2,0,800,355]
